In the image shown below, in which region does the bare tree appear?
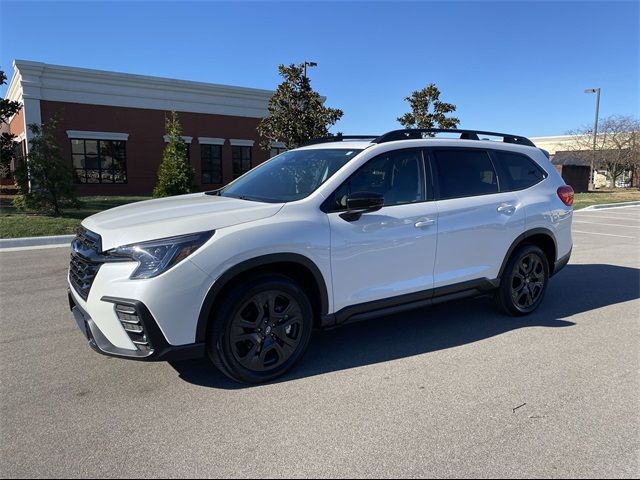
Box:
[567,115,640,188]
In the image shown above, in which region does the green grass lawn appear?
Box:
[573,189,640,211]
[0,196,150,239]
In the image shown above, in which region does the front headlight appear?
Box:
[107,231,214,279]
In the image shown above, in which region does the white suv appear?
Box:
[68,129,574,383]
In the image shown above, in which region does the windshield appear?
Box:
[219,148,363,203]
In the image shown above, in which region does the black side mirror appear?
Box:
[340,191,384,221]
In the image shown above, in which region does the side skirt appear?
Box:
[320,278,499,328]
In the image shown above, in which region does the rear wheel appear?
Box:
[207,274,313,384]
[495,244,549,316]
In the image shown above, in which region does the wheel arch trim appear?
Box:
[195,253,329,343]
[498,228,558,280]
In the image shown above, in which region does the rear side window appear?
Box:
[433,149,498,199]
[492,151,546,191]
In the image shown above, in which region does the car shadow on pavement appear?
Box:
[169,263,640,390]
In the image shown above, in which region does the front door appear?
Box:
[326,148,439,312]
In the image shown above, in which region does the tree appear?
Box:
[153,111,194,197]
[257,64,343,150]
[397,83,460,131]
[567,115,640,188]
[13,116,78,216]
[0,68,22,179]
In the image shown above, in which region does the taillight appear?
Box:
[557,185,574,206]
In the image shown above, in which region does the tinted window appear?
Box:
[493,151,545,191]
[201,144,223,184]
[330,149,425,210]
[71,139,127,184]
[232,146,252,179]
[433,149,498,199]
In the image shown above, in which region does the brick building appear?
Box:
[4,60,284,195]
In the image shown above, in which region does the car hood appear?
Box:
[82,193,284,251]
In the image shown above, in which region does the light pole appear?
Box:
[303,61,317,79]
[584,87,601,190]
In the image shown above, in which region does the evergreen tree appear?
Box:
[13,116,78,216]
[258,64,343,150]
[398,84,460,130]
[153,111,194,197]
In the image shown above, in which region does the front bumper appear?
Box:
[69,290,205,362]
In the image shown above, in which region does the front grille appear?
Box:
[69,253,101,300]
[76,227,102,252]
[69,227,103,300]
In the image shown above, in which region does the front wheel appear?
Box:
[207,274,313,384]
[495,244,549,316]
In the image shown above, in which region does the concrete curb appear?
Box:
[580,201,640,211]
[0,234,74,250]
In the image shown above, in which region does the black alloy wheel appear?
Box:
[495,244,550,316]
[229,290,304,372]
[208,274,313,384]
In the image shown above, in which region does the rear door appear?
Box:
[429,147,525,288]
[326,148,439,312]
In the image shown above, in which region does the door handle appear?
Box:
[415,218,435,228]
[497,203,516,215]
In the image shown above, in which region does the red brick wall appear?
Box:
[40,100,269,196]
[9,107,25,136]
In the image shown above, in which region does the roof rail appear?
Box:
[373,129,536,147]
[302,134,380,147]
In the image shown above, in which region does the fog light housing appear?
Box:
[113,303,153,352]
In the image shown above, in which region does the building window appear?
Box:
[71,139,127,184]
[232,146,252,179]
[270,146,287,158]
[201,144,223,184]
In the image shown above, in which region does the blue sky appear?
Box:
[1,1,638,137]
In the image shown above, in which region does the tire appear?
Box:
[207,274,313,384]
[495,244,550,316]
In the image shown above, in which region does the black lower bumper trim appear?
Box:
[69,290,205,362]
[553,248,572,276]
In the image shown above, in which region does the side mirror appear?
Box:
[340,191,384,221]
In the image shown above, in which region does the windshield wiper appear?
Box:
[219,193,267,202]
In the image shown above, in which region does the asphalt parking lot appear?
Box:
[1,206,639,478]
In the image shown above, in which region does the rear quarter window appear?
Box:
[432,149,499,200]
[492,151,546,191]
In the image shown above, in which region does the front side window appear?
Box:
[71,139,127,184]
[201,144,223,184]
[232,146,252,179]
[433,149,498,199]
[492,151,546,191]
[220,148,362,203]
[329,149,425,210]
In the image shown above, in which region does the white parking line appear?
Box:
[572,230,636,239]
[573,220,640,229]
[572,214,640,222]
[575,210,640,217]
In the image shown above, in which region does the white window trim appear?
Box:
[198,137,226,145]
[163,135,193,143]
[229,139,255,147]
[66,130,129,141]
